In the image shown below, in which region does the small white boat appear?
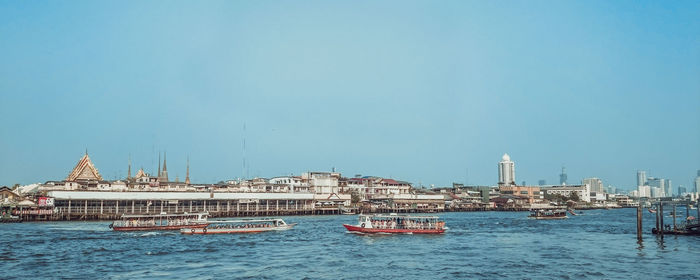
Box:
[181,218,295,235]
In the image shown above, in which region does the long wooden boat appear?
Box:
[110,212,209,231]
[528,209,568,220]
[181,218,295,234]
[343,213,446,234]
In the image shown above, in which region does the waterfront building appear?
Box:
[498,185,543,204]
[613,195,636,207]
[542,184,591,202]
[637,170,647,188]
[582,178,605,201]
[339,176,412,200]
[498,153,515,186]
[559,166,567,185]
[302,172,341,194]
[0,186,21,203]
[269,176,308,193]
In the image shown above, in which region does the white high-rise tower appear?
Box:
[498,153,515,186]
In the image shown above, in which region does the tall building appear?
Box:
[559,166,567,185]
[498,153,515,186]
[582,178,604,194]
[664,179,672,197]
[678,186,687,195]
[637,170,647,187]
[695,170,700,193]
[538,179,546,186]
[637,185,651,198]
[647,177,665,197]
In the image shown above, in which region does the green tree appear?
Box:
[569,191,580,202]
[350,191,361,205]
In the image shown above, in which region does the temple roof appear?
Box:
[66,153,103,181]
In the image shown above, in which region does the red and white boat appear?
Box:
[181,218,295,234]
[343,213,446,234]
[110,212,209,231]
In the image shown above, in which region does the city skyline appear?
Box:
[1,1,699,189]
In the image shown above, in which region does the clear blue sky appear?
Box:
[1,1,698,190]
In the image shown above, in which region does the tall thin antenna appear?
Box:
[465,168,469,185]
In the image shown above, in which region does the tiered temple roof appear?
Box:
[66,152,103,181]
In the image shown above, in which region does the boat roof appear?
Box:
[209,218,285,223]
[361,214,440,219]
[120,212,208,218]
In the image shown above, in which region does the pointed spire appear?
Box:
[127,155,132,180]
[163,152,168,172]
[157,152,161,178]
[185,156,190,185]
[160,152,169,182]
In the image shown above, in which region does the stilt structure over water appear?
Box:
[650,198,700,236]
[43,191,324,221]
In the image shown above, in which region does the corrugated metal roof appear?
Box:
[47,191,314,200]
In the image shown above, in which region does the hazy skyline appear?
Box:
[1,1,699,189]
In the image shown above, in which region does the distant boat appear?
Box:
[528,209,567,220]
[110,212,209,231]
[343,213,446,234]
[181,218,295,234]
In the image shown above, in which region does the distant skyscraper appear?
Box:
[605,185,617,194]
[498,153,515,186]
[538,179,546,186]
[664,179,672,197]
[559,166,567,185]
[678,186,687,195]
[647,177,665,197]
[638,185,651,198]
[637,170,647,187]
[695,170,700,193]
[583,178,604,194]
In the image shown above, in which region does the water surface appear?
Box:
[1,208,698,279]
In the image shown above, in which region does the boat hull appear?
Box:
[181,224,296,235]
[112,223,208,231]
[528,216,568,220]
[343,224,445,234]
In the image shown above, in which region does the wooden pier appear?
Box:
[648,198,699,237]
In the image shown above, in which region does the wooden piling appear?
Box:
[636,205,642,241]
[655,203,659,231]
[659,202,664,239]
[672,204,676,230]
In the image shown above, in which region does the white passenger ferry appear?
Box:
[181,218,295,234]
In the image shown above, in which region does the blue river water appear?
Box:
[1,208,698,279]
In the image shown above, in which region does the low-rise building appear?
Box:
[542,184,591,203]
[498,185,543,204]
